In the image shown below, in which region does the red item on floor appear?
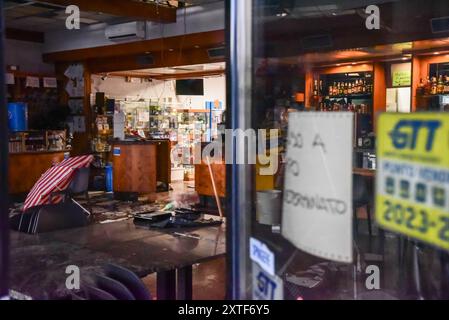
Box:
[23,155,94,211]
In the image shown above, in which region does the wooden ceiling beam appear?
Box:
[35,0,176,23]
[86,47,224,73]
[97,68,225,80]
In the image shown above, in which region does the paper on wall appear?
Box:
[6,73,14,85]
[43,77,57,88]
[25,76,40,88]
[282,112,354,263]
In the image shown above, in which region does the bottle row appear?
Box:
[417,75,449,96]
[313,79,373,97]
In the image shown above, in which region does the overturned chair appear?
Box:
[11,155,94,234]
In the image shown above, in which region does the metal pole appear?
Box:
[0,0,10,299]
[226,0,253,300]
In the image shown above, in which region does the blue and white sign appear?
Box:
[250,237,275,276]
[252,262,283,300]
[113,147,121,156]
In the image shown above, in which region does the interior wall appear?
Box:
[5,39,54,74]
[91,74,226,109]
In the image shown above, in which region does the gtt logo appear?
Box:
[390,120,441,151]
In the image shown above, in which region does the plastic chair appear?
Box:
[95,274,136,300]
[51,167,90,204]
[84,285,117,300]
[104,263,152,300]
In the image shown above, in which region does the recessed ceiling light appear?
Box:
[336,64,341,66]
[168,48,174,52]
[145,51,151,54]
[351,62,356,65]
[434,52,440,55]
[194,45,200,49]
[402,57,408,60]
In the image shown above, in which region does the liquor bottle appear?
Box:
[319,80,323,95]
[431,77,438,95]
[361,79,366,93]
[354,79,359,94]
[329,85,333,96]
[349,82,353,95]
[424,77,431,95]
[333,82,337,96]
[313,80,318,96]
[344,82,348,95]
[417,78,425,96]
[444,76,449,94]
[438,75,445,94]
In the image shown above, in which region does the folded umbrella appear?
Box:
[23,155,94,212]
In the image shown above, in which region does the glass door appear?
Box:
[228,0,449,300]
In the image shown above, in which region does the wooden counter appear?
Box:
[112,141,157,194]
[8,150,68,194]
[195,162,226,197]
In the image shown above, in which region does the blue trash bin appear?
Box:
[105,165,113,192]
[8,102,28,132]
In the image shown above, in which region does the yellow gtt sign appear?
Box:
[376,113,449,250]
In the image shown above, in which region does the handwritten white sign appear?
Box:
[43,77,57,88]
[25,76,40,88]
[282,112,354,263]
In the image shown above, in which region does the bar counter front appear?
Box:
[8,150,69,195]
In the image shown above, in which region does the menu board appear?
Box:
[376,113,449,251]
[282,112,354,263]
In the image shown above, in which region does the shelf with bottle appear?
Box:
[318,100,371,114]
[8,130,67,153]
[313,72,374,98]
[416,75,449,97]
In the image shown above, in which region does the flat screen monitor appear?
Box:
[176,79,204,96]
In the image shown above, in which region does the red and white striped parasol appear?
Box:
[23,155,94,211]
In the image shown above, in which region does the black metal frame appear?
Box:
[0,0,10,299]
[226,0,254,300]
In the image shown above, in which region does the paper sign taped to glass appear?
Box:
[376,113,449,251]
[282,112,354,263]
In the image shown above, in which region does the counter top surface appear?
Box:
[113,139,165,145]
[10,217,225,299]
[9,149,70,155]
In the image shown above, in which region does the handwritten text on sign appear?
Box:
[282,112,354,263]
[376,113,449,250]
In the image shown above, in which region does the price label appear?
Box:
[376,113,449,250]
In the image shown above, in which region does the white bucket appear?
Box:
[256,190,282,226]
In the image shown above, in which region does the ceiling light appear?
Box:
[194,45,200,49]
[168,48,174,52]
[434,52,440,55]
